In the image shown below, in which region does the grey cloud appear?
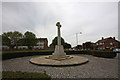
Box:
[2,2,118,47]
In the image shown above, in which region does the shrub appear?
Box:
[92,50,116,58]
[2,50,53,60]
[65,50,92,55]
[2,50,117,60]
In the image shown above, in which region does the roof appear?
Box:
[82,41,95,44]
[37,38,48,41]
[96,37,119,43]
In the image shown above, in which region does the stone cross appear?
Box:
[51,22,66,58]
[56,22,61,46]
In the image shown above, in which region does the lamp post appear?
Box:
[76,32,82,46]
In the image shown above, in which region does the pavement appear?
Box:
[2,54,118,78]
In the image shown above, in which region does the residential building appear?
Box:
[82,42,95,50]
[2,37,48,50]
[34,38,48,50]
[17,46,28,49]
[2,45,9,50]
[96,37,119,50]
[74,45,82,50]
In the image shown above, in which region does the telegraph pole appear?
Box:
[76,32,82,46]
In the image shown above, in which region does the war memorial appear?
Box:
[30,22,89,66]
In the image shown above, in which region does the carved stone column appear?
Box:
[52,22,66,58]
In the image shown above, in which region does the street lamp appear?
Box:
[76,32,82,46]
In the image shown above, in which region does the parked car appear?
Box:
[113,48,120,53]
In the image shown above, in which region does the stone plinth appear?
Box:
[52,45,66,57]
[30,55,89,66]
[45,55,73,61]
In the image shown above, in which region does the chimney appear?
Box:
[113,37,115,40]
[102,37,104,40]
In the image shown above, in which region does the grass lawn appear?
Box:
[2,71,51,80]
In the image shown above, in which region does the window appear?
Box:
[40,44,44,46]
[100,47,105,49]
[37,41,44,45]
[99,43,102,45]
[40,46,44,49]
[110,42,113,45]
[37,41,41,45]
[96,43,98,45]
[106,47,109,49]
[41,41,44,43]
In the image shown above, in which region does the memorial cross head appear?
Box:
[56,22,61,28]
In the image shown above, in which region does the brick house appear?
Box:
[74,45,82,50]
[34,38,48,50]
[96,37,119,50]
[82,42,95,50]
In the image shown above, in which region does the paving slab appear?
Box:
[29,55,89,66]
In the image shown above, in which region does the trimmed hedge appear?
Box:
[2,50,117,60]
[92,51,117,58]
[2,50,53,60]
[65,50,92,55]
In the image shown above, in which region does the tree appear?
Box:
[2,31,23,48]
[17,38,25,46]
[12,31,23,48]
[23,31,37,49]
[2,34,11,46]
[118,41,120,48]
[64,43,71,49]
[83,42,95,50]
[50,37,71,49]
[75,45,82,50]
[51,36,65,48]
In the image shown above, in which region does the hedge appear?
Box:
[65,50,92,55]
[92,51,117,58]
[2,50,117,60]
[2,50,53,60]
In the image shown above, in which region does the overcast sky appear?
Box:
[2,2,118,47]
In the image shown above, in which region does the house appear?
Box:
[17,46,28,49]
[96,37,119,50]
[2,45,9,50]
[34,38,48,50]
[2,37,48,50]
[82,42,95,50]
[74,45,82,50]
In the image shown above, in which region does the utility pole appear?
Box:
[76,32,82,46]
